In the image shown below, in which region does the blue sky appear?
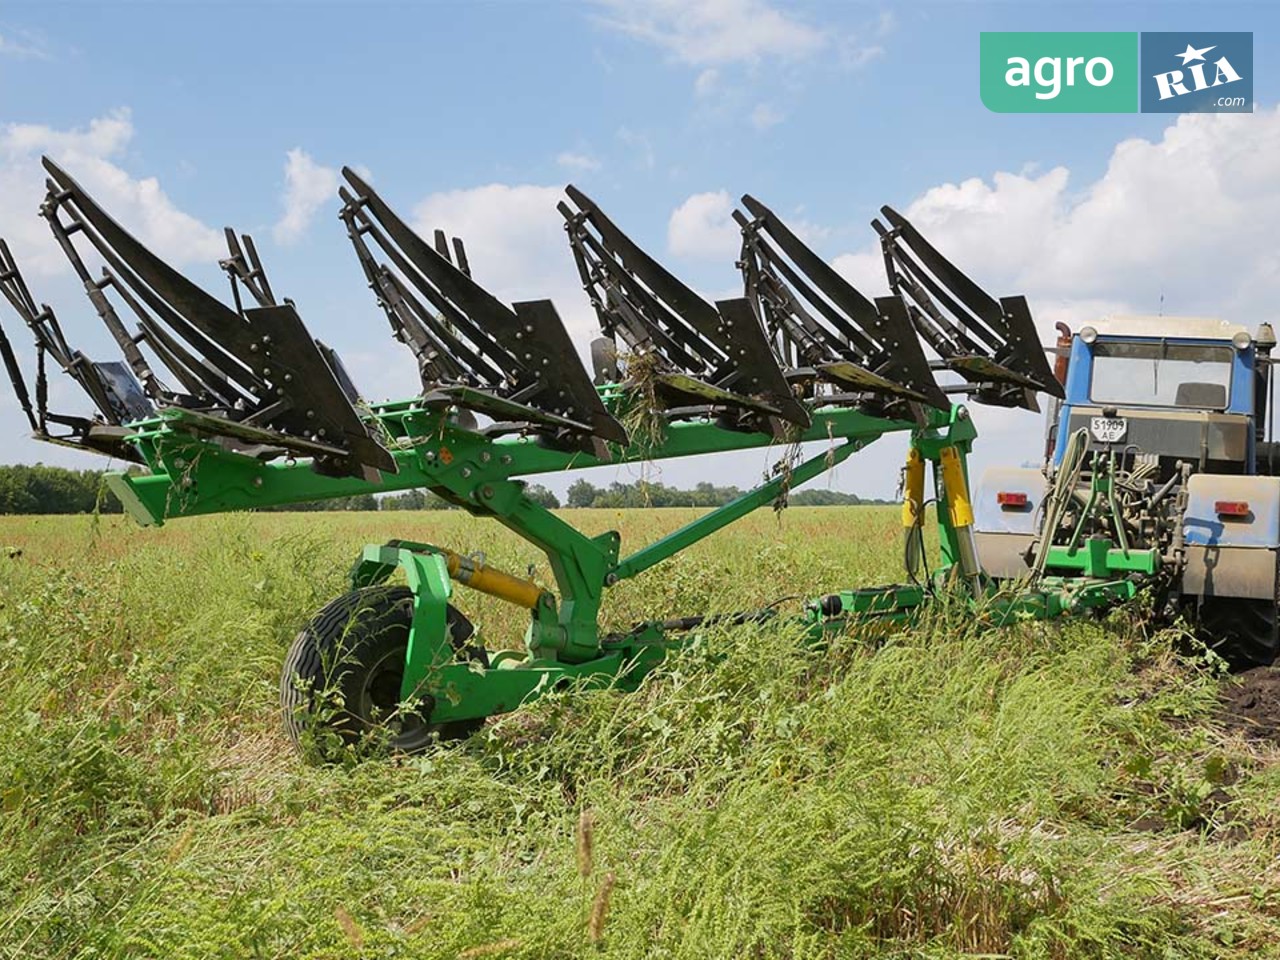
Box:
[1,2,1277,498]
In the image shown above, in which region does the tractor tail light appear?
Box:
[1215,500,1251,517]
[997,491,1028,509]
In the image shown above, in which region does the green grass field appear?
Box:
[1,507,1278,959]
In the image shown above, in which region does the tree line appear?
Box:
[564,479,885,508]
[0,464,125,515]
[0,464,884,515]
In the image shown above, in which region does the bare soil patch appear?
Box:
[1218,666,1280,743]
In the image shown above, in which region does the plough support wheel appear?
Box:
[280,586,487,756]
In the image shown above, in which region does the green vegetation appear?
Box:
[1,508,1278,958]
[565,479,885,508]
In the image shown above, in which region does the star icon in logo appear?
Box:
[1177,43,1216,65]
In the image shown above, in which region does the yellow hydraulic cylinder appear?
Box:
[902,447,927,578]
[938,445,981,582]
[902,447,925,528]
[938,446,974,529]
[441,549,546,610]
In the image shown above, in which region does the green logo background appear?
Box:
[981,32,1138,113]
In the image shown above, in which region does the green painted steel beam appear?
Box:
[110,399,929,526]
[417,638,673,724]
[1043,541,1160,577]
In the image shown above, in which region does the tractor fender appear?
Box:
[1182,475,1280,548]
[1181,475,1280,601]
[973,466,1047,579]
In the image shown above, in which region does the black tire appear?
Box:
[1199,594,1280,671]
[280,586,487,758]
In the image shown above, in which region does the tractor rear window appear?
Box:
[1089,340,1233,410]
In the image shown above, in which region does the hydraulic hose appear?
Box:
[1029,427,1090,579]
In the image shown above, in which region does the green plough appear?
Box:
[3,157,1154,756]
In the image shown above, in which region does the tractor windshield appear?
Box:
[1089,340,1233,410]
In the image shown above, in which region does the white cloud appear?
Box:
[0,108,223,277]
[1030,111,1280,313]
[786,215,831,247]
[0,111,133,165]
[667,190,739,260]
[835,107,1280,326]
[556,151,602,173]
[667,189,829,261]
[832,165,1073,299]
[616,126,656,170]
[830,106,1280,486]
[694,67,720,97]
[0,28,51,60]
[272,148,339,245]
[592,0,827,66]
[410,183,598,342]
[841,43,884,68]
[836,11,891,70]
[749,102,784,131]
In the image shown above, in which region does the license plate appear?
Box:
[1090,416,1127,443]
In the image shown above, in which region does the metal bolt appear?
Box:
[480,485,494,499]
[252,476,264,488]
[500,454,512,465]
[461,467,472,478]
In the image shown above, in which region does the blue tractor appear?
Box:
[975,316,1280,667]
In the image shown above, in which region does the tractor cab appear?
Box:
[1045,316,1272,478]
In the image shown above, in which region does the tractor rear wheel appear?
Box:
[1199,592,1280,670]
[280,585,487,757]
